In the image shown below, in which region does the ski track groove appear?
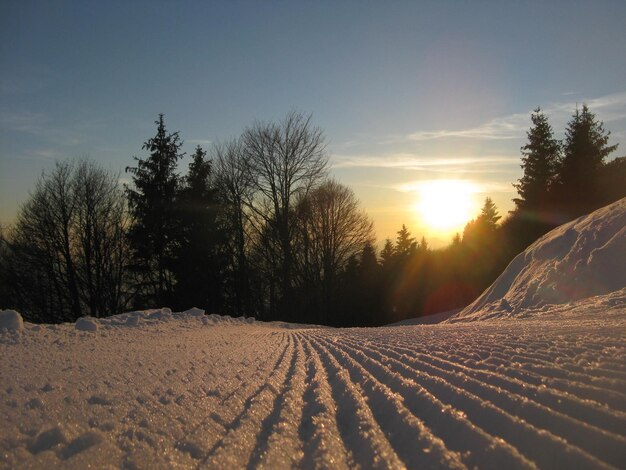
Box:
[309,334,469,470]
[304,334,406,469]
[386,336,626,422]
[334,333,625,469]
[315,333,543,469]
[246,335,306,469]
[296,335,354,469]
[197,334,296,469]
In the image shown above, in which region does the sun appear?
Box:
[415,180,478,232]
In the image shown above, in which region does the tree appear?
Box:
[294,180,374,324]
[380,239,395,268]
[2,160,129,322]
[126,114,184,307]
[478,197,501,230]
[395,224,417,258]
[558,104,618,216]
[214,138,255,317]
[173,146,226,312]
[242,110,327,319]
[513,107,561,212]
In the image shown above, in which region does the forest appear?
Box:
[1,106,624,326]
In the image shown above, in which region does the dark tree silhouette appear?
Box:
[214,138,255,317]
[514,107,561,213]
[173,146,226,312]
[294,179,374,324]
[1,160,128,322]
[242,110,327,319]
[395,224,417,259]
[126,114,184,307]
[557,104,618,217]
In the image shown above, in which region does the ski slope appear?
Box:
[1,308,625,469]
[1,200,625,468]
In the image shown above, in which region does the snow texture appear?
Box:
[1,201,625,468]
[450,198,626,322]
[74,317,99,332]
[0,305,624,469]
[0,310,24,331]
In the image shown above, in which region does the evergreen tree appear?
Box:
[514,108,561,212]
[126,114,184,306]
[558,104,618,216]
[477,197,501,230]
[360,242,379,273]
[380,239,395,267]
[463,198,500,249]
[419,236,429,252]
[174,146,226,312]
[394,224,416,258]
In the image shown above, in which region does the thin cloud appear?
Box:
[405,90,626,142]
[187,139,213,146]
[331,154,518,171]
[408,113,528,141]
[393,179,512,194]
[0,111,47,134]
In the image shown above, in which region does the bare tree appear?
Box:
[214,138,255,316]
[295,180,374,323]
[242,111,327,318]
[3,159,129,322]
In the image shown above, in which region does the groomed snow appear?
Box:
[0,306,624,469]
[1,200,625,469]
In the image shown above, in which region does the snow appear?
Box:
[74,317,99,332]
[450,198,626,322]
[0,200,625,468]
[1,307,624,468]
[0,309,24,331]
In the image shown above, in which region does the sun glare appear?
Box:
[415,180,478,232]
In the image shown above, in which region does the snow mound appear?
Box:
[0,310,24,331]
[75,317,99,332]
[450,198,626,321]
[182,307,205,317]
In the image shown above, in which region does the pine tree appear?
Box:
[514,108,561,212]
[394,224,416,258]
[418,236,429,252]
[360,242,379,273]
[126,114,184,306]
[477,197,501,230]
[380,239,395,267]
[463,197,500,248]
[174,146,225,312]
[558,104,618,216]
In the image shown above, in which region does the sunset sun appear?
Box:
[416,180,478,232]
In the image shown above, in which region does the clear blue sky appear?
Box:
[2,0,625,245]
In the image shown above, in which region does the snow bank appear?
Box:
[0,310,24,331]
[75,317,99,332]
[450,198,626,321]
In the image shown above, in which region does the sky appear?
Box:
[1,0,625,247]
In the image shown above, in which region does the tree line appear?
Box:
[0,106,623,325]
